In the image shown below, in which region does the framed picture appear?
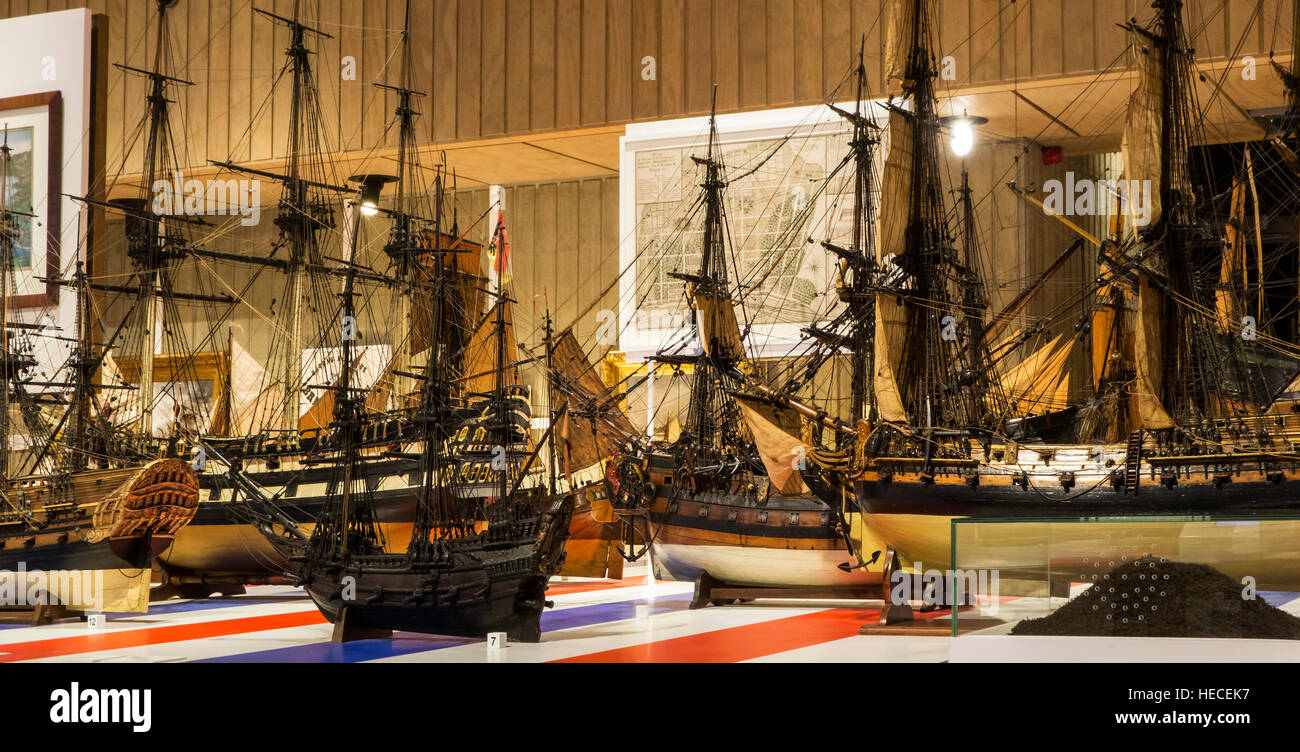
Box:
[114,352,228,438]
[0,90,62,309]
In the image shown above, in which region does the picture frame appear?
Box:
[0,90,62,309]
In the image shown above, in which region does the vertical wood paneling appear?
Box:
[1095,0,1128,70]
[712,0,739,110]
[555,0,582,127]
[852,0,883,92]
[767,1,794,105]
[938,0,969,85]
[685,0,713,113]
[106,0,125,171]
[659,0,684,114]
[360,0,385,148]
[184,0,208,163]
[456,0,482,139]
[207,0,231,162]
[631,0,659,119]
[432,0,458,142]
[531,0,557,131]
[1187,0,1227,58]
[480,0,506,136]
[7,0,1276,162]
[606,0,633,122]
[822,0,850,96]
[505,0,531,133]
[739,0,767,108]
[576,178,603,341]
[599,174,620,325]
[122,0,147,175]
[970,0,998,83]
[554,180,579,335]
[1030,0,1062,78]
[533,182,558,315]
[793,0,823,100]
[1063,0,1094,74]
[335,0,362,151]
[580,0,607,124]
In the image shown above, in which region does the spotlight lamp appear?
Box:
[940,114,987,157]
[348,174,397,216]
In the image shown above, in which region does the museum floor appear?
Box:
[4,563,1300,663]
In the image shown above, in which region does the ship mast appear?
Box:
[382,0,424,403]
[0,128,13,483]
[830,45,881,423]
[670,92,747,458]
[119,0,192,439]
[882,0,989,436]
[273,3,328,435]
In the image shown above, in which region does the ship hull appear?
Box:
[0,459,199,611]
[166,462,619,578]
[645,481,886,587]
[302,545,550,642]
[854,461,1300,587]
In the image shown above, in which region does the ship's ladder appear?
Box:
[1123,430,1142,495]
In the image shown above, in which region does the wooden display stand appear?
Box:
[0,603,71,625]
[689,571,885,610]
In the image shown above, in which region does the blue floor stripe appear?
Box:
[191,592,694,663]
[1257,591,1300,609]
[108,594,308,620]
[0,594,306,628]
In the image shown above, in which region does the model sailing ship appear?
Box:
[597,81,890,595]
[718,0,1300,600]
[55,2,617,599]
[0,6,199,613]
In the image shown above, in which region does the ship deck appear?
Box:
[2,564,1299,663]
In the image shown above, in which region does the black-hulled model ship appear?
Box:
[292,192,571,642]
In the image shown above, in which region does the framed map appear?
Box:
[0,91,62,309]
[619,103,880,360]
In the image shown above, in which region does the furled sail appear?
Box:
[1215,180,1247,332]
[874,293,910,422]
[694,291,746,361]
[878,110,913,259]
[462,300,520,395]
[997,334,1073,415]
[884,0,928,85]
[549,328,637,472]
[411,231,485,357]
[735,395,809,496]
[1121,44,1165,228]
[1131,276,1175,429]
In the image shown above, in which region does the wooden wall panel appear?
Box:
[6,0,1289,173]
[632,0,660,119]
[607,0,633,123]
[659,0,684,114]
[767,0,795,105]
[581,0,607,125]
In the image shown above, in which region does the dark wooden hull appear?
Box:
[301,542,552,642]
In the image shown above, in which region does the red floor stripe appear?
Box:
[0,609,327,663]
[546,576,651,595]
[551,607,878,663]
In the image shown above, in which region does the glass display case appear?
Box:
[948,514,1300,641]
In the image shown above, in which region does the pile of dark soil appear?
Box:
[1011,557,1300,639]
